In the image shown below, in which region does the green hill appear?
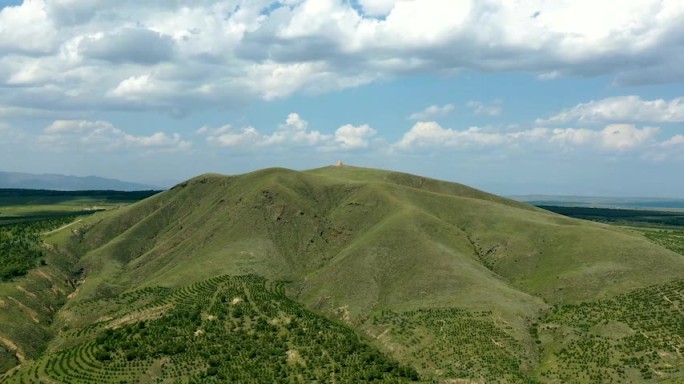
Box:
[1,166,683,383]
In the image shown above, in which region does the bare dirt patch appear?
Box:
[15,286,37,299]
[67,278,86,300]
[334,305,351,324]
[43,219,82,235]
[7,297,40,323]
[33,270,53,283]
[0,336,25,363]
[105,304,173,329]
[286,349,305,366]
[140,357,170,384]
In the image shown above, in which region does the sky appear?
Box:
[0,0,683,197]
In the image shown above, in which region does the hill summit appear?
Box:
[73,166,683,306]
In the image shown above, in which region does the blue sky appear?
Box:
[0,0,683,197]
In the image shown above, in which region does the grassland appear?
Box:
[0,189,159,225]
[1,167,683,383]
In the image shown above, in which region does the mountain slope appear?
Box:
[2,166,684,382]
[71,166,684,306]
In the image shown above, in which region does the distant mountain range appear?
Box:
[0,171,160,191]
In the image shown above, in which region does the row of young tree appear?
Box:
[0,216,77,281]
[538,279,684,382]
[372,308,536,384]
[5,275,421,383]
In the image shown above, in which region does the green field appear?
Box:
[0,190,159,281]
[1,167,683,383]
[0,216,80,280]
[0,189,159,225]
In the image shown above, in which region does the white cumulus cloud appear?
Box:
[333,124,377,150]
[198,113,379,152]
[358,0,397,16]
[395,122,661,152]
[198,113,331,148]
[110,75,156,100]
[40,120,192,152]
[265,113,331,146]
[0,0,682,114]
[395,122,508,150]
[198,125,263,147]
[0,0,57,55]
[550,124,660,151]
[467,101,503,117]
[408,104,455,120]
[662,135,684,147]
[538,96,684,124]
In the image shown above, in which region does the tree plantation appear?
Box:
[0,216,78,280]
[2,275,419,383]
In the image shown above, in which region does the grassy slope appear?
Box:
[71,166,684,303]
[3,166,684,382]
